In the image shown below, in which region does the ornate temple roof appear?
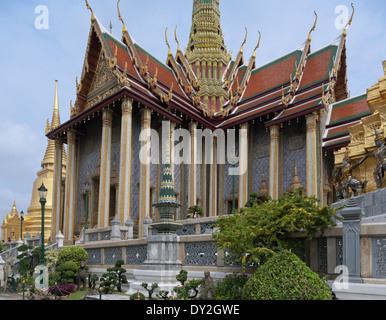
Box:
[323,93,371,151]
[47,1,357,140]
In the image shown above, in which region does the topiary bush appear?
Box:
[56,260,79,284]
[242,250,333,300]
[57,247,88,265]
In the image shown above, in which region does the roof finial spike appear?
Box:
[117,0,127,33]
[85,0,96,23]
[308,11,318,42]
[343,3,355,37]
[165,27,172,56]
[252,31,261,58]
[240,27,248,53]
[174,26,181,52]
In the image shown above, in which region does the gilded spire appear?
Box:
[117,0,127,33]
[308,11,318,42]
[186,0,230,111]
[42,80,67,168]
[85,0,96,23]
[343,3,355,37]
[51,80,61,130]
[165,27,172,57]
[252,31,262,59]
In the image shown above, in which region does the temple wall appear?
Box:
[77,117,102,229]
[282,118,307,193]
[250,123,270,196]
[130,113,141,221]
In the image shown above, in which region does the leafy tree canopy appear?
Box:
[213,188,340,268]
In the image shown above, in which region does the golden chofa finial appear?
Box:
[174,26,181,52]
[240,27,248,53]
[252,31,261,58]
[117,0,127,33]
[45,118,50,134]
[343,3,355,37]
[308,11,318,42]
[85,0,96,23]
[165,27,172,56]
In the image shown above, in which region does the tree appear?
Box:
[187,205,203,219]
[213,188,340,268]
[100,259,128,293]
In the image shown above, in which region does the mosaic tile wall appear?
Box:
[77,114,122,226]
[77,117,102,225]
[222,132,240,216]
[282,118,307,193]
[251,123,270,196]
[130,113,141,220]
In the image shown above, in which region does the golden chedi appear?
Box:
[24,81,67,244]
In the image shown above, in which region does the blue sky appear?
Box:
[0,0,385,224]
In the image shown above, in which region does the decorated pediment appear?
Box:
[89,52,116,94]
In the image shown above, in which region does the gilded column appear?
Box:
[306,112,318,197]
[98,108,113,228]
[117,97,133,225]
[269,125,280,199]
[238,123,249,208]
[188,122,198,208]
[139,108,152,238]
[51,138,63,239]
[63,130,77,243]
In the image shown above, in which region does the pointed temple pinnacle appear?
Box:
[343,3,355,37]
[51,80,61,130]
[308,11,318,42]
[85,0,96,23]
[117,0,127,33]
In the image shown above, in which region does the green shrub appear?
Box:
[100,259,128,293]
[215,273,249,300]
[56,260,79,284]
[57,247,88,265]
[242,250,333,300]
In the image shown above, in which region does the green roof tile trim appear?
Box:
[134,43,174,74]
[331,93,368,110]
[298,44,339,91]
[329,110,371,127]
[102,32,128,56]
[250,49,303,77]
[326,130,350,140]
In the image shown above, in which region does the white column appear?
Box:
[52,138,63,239]
[98,108,113,228]
[117,97,133,225]
[139,108,152,238]
[238,123,249,208]
[63,129,77,243]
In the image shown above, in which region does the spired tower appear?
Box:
[25,80,67,244]
[185,0,231,114]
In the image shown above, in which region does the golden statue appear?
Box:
[367,123,386,189]
[341,148,368,198]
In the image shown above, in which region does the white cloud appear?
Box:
[0,120,45,223]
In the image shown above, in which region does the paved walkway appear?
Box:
[0,292,24,300]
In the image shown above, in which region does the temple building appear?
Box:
[45,0,366,245]
[1,201,24,242]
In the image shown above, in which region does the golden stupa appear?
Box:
[24,80,67,243]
